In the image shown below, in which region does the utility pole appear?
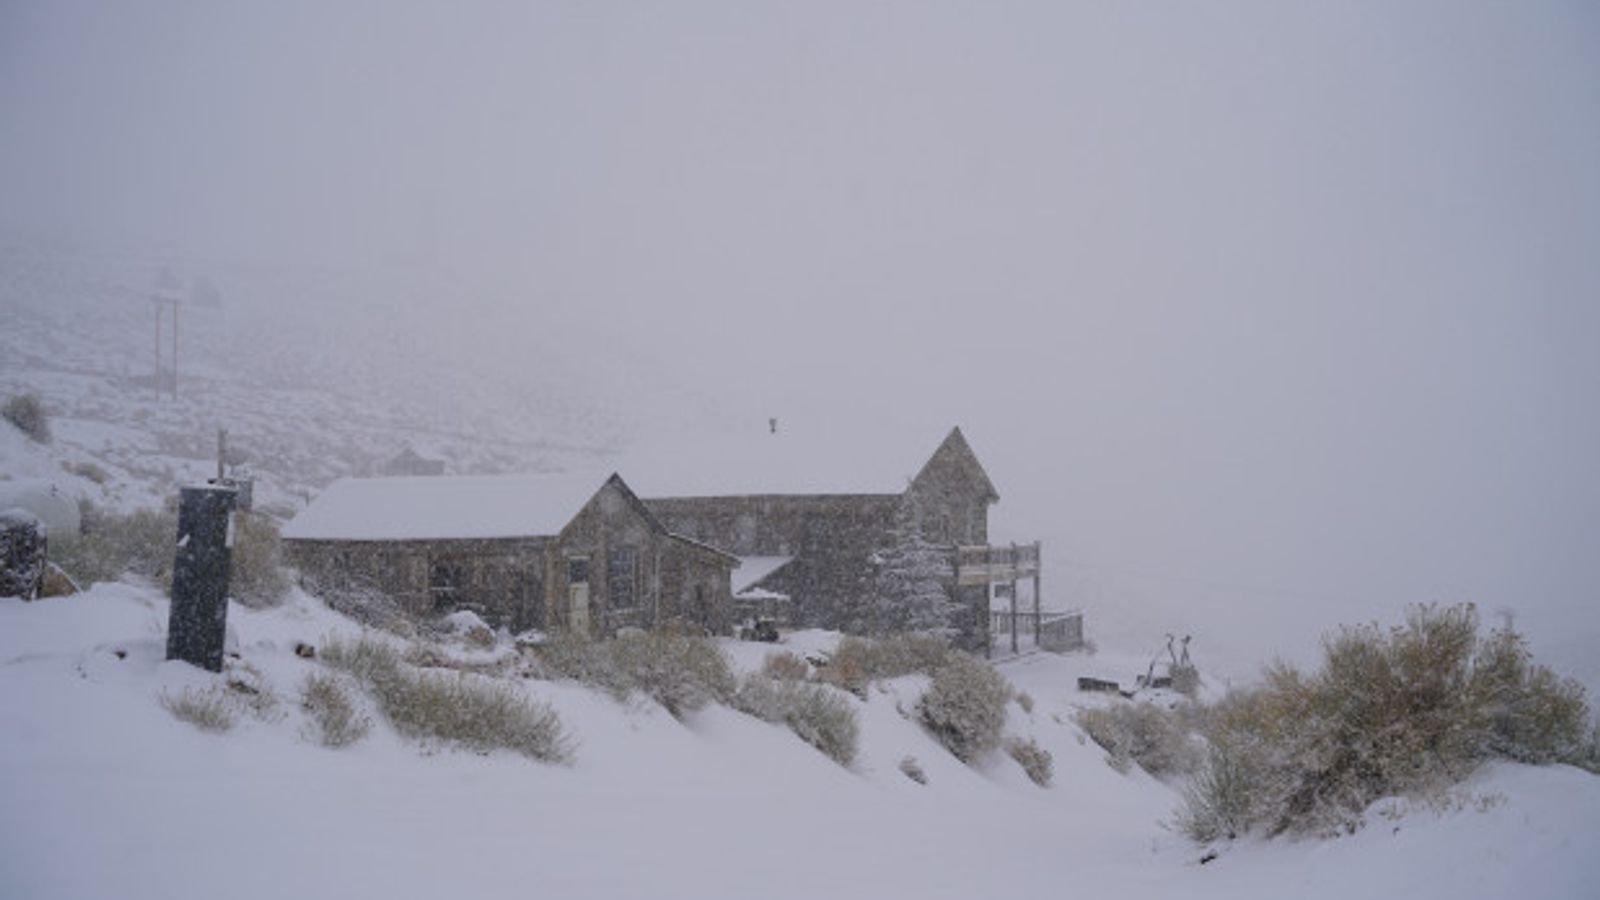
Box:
[171,300,179,400]
[152,301,162,401]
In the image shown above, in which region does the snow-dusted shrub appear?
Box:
[761,650,810,681]
[783,681,859,767]
[161,685,235,733]
[325,634,571,763]
[608,631,735,719]
[814,633,953,697]
[299,672,370,748]
[382,671,570,762]
[899,755,928,785]
[532,633,625,692]
[321,635,406,686]
[534,631,734,719]
[1076,702,1201,777]
[3,393,50,443]
[1179,604,1597,840]
[224,661,282,722]
[733,673,859,767]
[1174,742,1256,843]
[869,632,955,678]
[229,513,291,608]
[1170,663,1201,698]
[1014,691,1035,714]
[52,501,175,588]
[1469,626,1592,766]
[1006,736,1054,787]
[918,653,1010,763]
[815,636,874,697]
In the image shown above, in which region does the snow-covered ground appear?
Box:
[2,585,1595,900]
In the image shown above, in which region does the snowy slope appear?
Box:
[2,586,1596,900]
[0,235,621,519]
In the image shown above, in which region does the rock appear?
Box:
[0,508,46,599]
[38,562,79,598]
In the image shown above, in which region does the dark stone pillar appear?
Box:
[166,485,237,672]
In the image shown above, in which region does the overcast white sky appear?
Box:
[3,1,1597,677]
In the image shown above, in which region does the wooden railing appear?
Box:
[954,542,1041,586]
[990,609,1084,653]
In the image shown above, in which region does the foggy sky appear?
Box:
[3,2,1598,680]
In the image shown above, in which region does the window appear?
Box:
[608,546,638,609]
[429,559,464,608]
[567,557,589,585]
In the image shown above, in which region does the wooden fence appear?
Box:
[990,609,1084,653]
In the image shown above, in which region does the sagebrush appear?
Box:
[299,671,370,748]
[1076,701,1201,777]
[3,393,49,443]
[535,631,735,719]
[1178,603,1597,841]
[161,685,235,733]
[918,652,1010,763]
[733,673,860,767]
[1006,735,1054,787]
[323,635,572,763]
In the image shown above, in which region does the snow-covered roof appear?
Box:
[733,556,793,594]
[617,422,970,498]
[282,472,611,541]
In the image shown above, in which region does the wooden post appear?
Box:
[171,300,179,400]
[1033,541,1042,643]
[1009,542,1018,654]
[152,301,162,401]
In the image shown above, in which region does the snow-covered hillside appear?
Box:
[0,235,622,518]
[2,585,1596,900]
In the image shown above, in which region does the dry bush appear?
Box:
[1170,664,1201,698]
[300,671,370,748]
[1006,736,1054,787]
[814,636,874,697]
[1076,701,1201,777]
[869,633,956,678]
[814,633,954,697]
[1177,604,1597,841]
[608,631,736,719]
[3,393,50,443]
[52,501,176,588]
[899,755,928,785]
[1173,742,1256,843]
[161,685,235,733]
[64,460,110,484]
[761,650,810,681]
[534,631,734,719]
[229,513,291,608]
[324,634,571,763]
[733,673,860,767]
[918,653,1010,763]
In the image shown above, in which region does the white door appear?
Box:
[569,582,590,637]
[567,557,591,637]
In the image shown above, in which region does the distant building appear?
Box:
[281,473,737,636]
[283,426,1044,653]
[628,426,1012,652]
[380,447,446,477]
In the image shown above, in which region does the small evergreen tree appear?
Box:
[868,504,959,637]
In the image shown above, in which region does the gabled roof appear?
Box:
[282,472,614,541]
[910,427,999,503]
[619,423,991,499]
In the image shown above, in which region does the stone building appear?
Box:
[629,427,1005,651]
[282,472,737,637]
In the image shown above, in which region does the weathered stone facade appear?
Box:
[642,428,1000,650]
[284,475,736,637]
